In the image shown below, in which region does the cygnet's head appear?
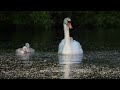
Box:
[25,43,30,48]
[22,46,27,52]
[63,17,73,29]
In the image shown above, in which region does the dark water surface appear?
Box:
[0,49,120,79]
[0,28,120,79]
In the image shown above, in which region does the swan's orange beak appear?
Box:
[68,22,73,29]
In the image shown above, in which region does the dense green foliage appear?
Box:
[0,11,120,31]
[0,11,120,50]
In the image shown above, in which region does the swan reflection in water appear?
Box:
[58,54,83,79]
[15,52,35,66]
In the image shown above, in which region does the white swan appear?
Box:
[16,43,35,54]
[58,17,83,55]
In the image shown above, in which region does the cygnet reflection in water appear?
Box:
[16,52,34,60]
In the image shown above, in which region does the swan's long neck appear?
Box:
[64,24,70,41]
[63,24,71,54]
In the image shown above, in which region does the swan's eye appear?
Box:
[68,21,71,23]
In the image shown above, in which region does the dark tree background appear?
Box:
[0,11,120,50]
[0,11,120,31]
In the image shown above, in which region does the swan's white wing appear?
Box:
[58,39,65,53]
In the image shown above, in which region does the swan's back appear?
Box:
[58,37,83,54]
[16,48,24,54]
[70,39,83,54]
[27,48,35,53]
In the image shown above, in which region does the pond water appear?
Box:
[0,49,120,79]
[0,28,120,79]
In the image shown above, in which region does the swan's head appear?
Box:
[25,43,30,48]
[63,17,73,29]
